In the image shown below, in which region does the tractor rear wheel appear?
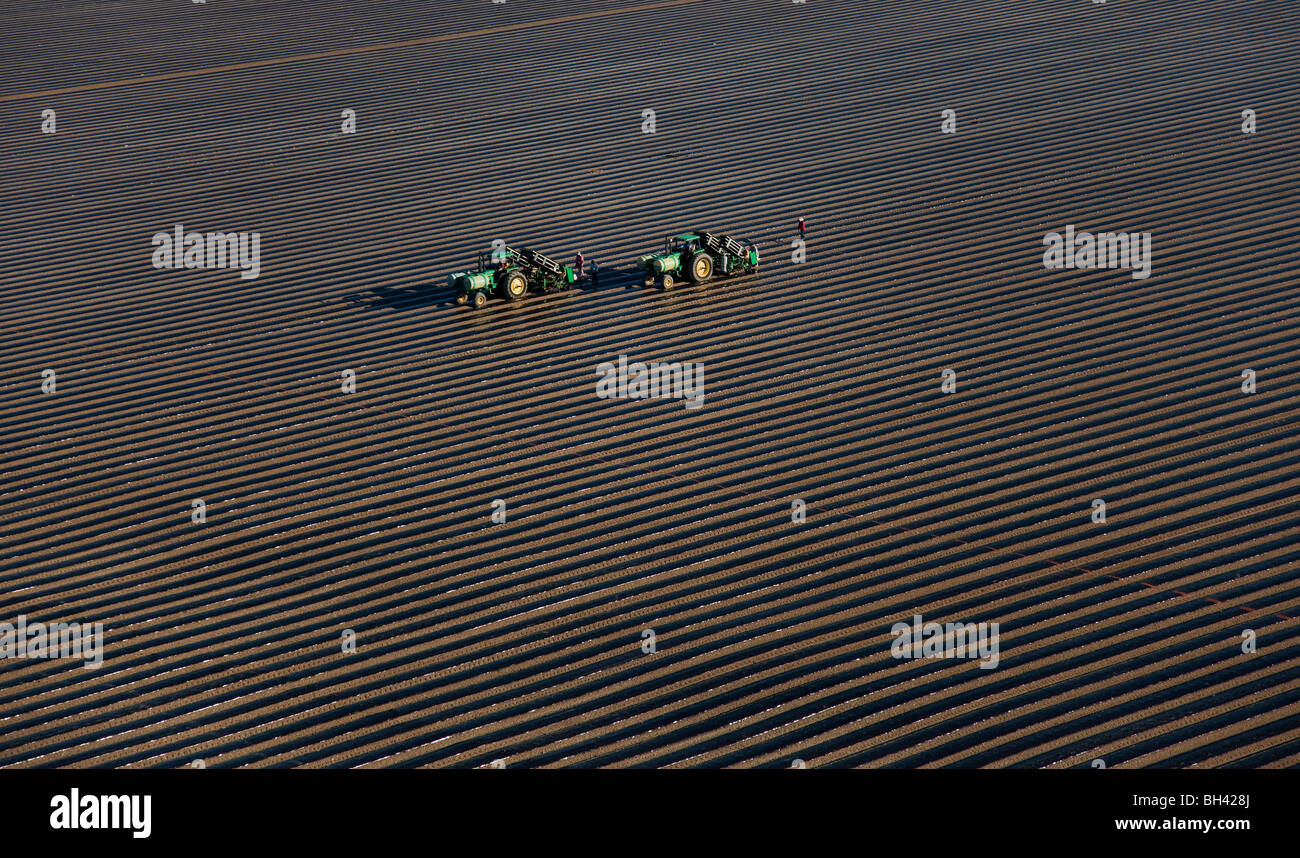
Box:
[504,271,528,299]
[661,274,675,290]
[643,275,655,288]
[689,253,714,282]
[455,292,468,306]
[472,290,487,309]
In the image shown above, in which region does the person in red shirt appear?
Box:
[574,252,585,281]
[798,218,806,239]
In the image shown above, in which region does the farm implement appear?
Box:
[448,245,576,309]
[636,229,760,289]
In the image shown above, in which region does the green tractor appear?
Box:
[636,229,760,289]
[448,245,577,309]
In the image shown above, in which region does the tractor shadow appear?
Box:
[341,284,457,310]
[594,269,652,291]
[343,271,646,313]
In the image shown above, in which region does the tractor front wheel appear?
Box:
[643,275,655,288]
[472,291,488,309]
[689,253,714,282]
[455,292,468,306]
[661,274,675,290]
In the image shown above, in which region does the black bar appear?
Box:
[0,770,1286,847]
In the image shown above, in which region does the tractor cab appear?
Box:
[478,249,514,271]
[665,232,702,254]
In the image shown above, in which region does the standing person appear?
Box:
[590,260,600,288]
[798,217,806,239]
[574,251,585,282]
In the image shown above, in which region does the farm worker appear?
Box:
[575,252,585,280]
[590,260,600,287]
[798,217,806,239]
